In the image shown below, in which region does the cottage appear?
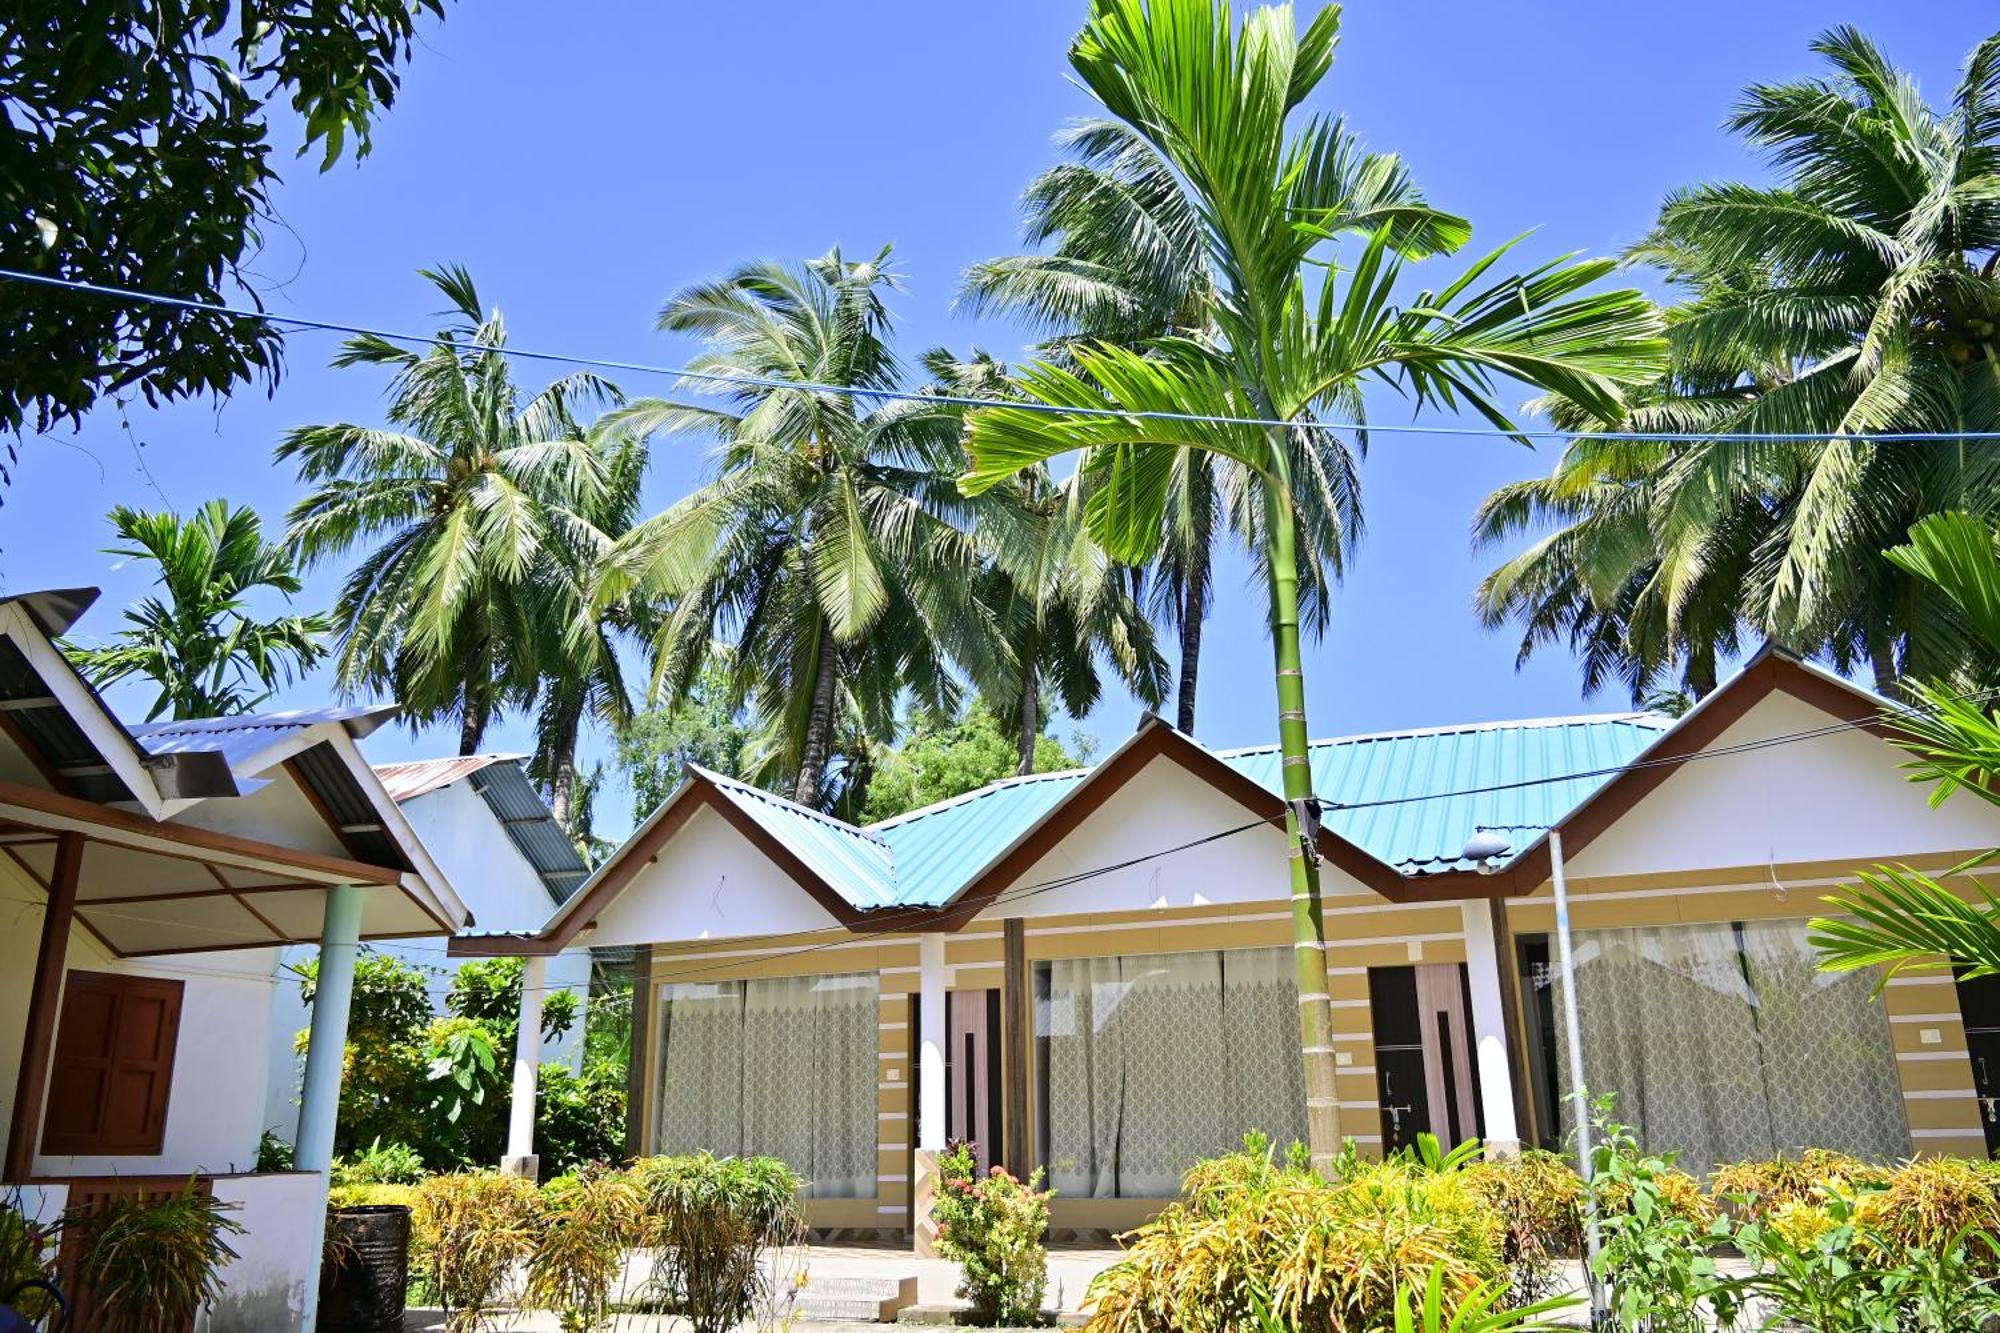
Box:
[471,645,2000,1247]
[0,588,469,1329]
[261,754,593,1141]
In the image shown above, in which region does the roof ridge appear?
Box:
[374,753,529,772]
[690,764,893,849]
[865,765,1093,832]
[1214,711,1670,758]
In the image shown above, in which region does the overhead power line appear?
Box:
[9,266,2000,445]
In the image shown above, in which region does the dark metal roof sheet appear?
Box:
[372,755,589,905]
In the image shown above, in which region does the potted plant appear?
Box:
[64,1179,240,1333]
[321,1142,427,1333]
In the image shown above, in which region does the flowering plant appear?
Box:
[930,1141,1053,1325]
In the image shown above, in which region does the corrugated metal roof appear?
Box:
[375,754,524,803]
[131,706,398,772]
[655,711,1673,913]
[373,754,590,905]
[693,765,902,909]
[1220,713,1672,874]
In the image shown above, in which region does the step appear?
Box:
[794,1274,919,1324]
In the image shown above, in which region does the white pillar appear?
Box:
[296,884,363,1330]
[1460,898,1521,1155]
[503,954,547,1178]
[913,932,948,1255]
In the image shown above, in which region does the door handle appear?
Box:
[1384,1104,1413,1133]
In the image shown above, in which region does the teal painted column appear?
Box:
[296,883,363,1329]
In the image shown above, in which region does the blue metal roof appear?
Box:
[669,711,1672,912]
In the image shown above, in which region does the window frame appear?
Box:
[41,970,184,1158]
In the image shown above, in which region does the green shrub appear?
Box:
[1709,1149,1891,1217]
[630,1153,804,1333]
[65,1180,243,1333]
[930,1142,1054,1326]
[254,1128,295,1173]
[327,1182,419,1211]
[1462,1149,1585,1302]
[332,1137,427,1187]
[536,1061,627,1176]
[525,1166,643,1333]
[1176,1131,1317,1215]
[0,1197,58,1323]
[409,1171,540,1331]
[1087,1156,1505,1332]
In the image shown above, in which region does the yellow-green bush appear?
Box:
[409,1172,541,1331]
[328,1181,419,1211]
[1461,1149,1584,1301]
[1852,1157,2000,1266]
[525,1166,644,1333]
[1710,1149,1891,1215]
[1086,1159,1504,1332]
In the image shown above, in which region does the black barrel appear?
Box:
[318,1205,411,1332]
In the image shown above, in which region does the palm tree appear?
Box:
[923,348,1168,773]
[1480,27,2000,697]
[1813,511,2000,980]
[598,248,1002,809]
[963,114,1359,735]
[280,265,620,755]
[67,500,330,720]
[960,0,1663,1168]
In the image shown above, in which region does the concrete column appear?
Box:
[913,932,948,1256]
[1460,897,1522,1156]
[503,954,546,1178]
[296,883,363,1330]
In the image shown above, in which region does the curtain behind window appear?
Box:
[1552,921,1907,1176]
[1042,947,1306,1198]
[654,972,878,1197]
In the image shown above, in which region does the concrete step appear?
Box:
[795,1274,919,1324]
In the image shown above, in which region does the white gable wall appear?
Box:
[1566,689,2000,881]
[586,803,844,947]
[970,752,1377,923]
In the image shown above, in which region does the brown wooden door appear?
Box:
[43,971,183,1157]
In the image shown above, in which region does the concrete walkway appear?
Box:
[405,1241,1125,1331]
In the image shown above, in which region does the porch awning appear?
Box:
[0,778,453,957]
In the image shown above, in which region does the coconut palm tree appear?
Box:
[597,248,1002,809]
[923,348,1168,773]
[1481,27,2000,696]
[280,265,620,754]
[67,500,330,720]
[963,115,1359,734]
[960,0,1663,1168]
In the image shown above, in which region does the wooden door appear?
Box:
[56,1175,209,1333]
[1370,964,1484,1154]
[946,990,1003,1172]
[43,971,183,1157]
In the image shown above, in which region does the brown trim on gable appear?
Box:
[698,786,886,931]
[1464,651,1890,897]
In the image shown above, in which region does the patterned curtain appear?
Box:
[1552,921,1905,1176]
[1741,921,1908,1161]
[655,971,879,1198]
[1042,948,1305,1198]
[655,982,744,1156]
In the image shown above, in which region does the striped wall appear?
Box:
[632,856,1995,1235]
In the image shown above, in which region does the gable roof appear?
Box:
[373,754,591,904]
[479,701,1677,952]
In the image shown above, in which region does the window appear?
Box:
[653,972,878,1197]
[42,971,184,1157]
[1035,947,1306,1198]
[1520,920,1908,1175]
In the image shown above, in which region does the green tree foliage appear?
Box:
[291,949,601,1171]
[65,500,329,720]
[281,265,629,759]
[0,0,445,446]
[1813,511,2000,983]
[612,659,754,824]
[596,246,1010,810]
[958,0,1661,1169]
[1479,27,2000,701]
[860,698,1088,823]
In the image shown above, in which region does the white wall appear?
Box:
[585,801,845,946]
[201,1171,324,1333]
[970,752,1378,923]
[0,854,280,1179]
[1566,690,2000,881]
[260,775,591,1138]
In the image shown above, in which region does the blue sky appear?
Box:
[2,2,1985,838]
